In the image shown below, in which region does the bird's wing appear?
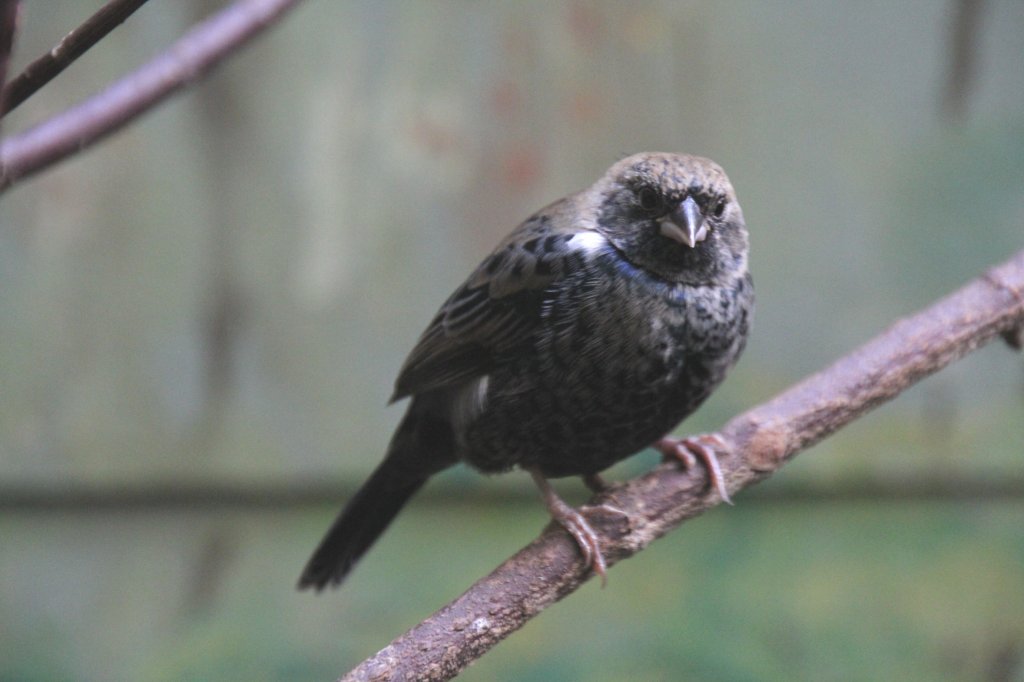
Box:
[392,206,601,401]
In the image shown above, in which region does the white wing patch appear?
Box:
[451,374,490,433]
[568,231,608,254]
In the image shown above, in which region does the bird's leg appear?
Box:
[530,469,608,584]
[655,433,733,505]
[582,472,609,493]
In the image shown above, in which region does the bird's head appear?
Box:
[590,152,748,285]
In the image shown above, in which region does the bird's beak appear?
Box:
[659,196,707,248]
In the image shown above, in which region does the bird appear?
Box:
[298,152,753,591]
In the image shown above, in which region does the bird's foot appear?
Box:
[531,470,619,585]
[556,503,610,585]
[655,433,733,505]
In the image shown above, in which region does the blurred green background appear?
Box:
[2,1,1023,680]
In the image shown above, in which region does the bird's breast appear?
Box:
[456,257,751,477]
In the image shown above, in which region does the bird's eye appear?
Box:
[638,187,664,213]
[712,199,726,219]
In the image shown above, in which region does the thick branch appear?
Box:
[343,249,1024,682]
[0,0,306,193]
[0,0,151,117]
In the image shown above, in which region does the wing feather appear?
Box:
[391,205,605,401]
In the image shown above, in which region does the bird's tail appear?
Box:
[297,401,455,591]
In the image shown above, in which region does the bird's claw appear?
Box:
[655,433,733,505]
[531,469,620,585]
[555,504,609,585]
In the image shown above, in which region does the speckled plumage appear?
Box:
[300,153,753,591]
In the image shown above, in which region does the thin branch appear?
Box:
[0,0,19,121]
[342,249,1024,682]
[0,0,306,193]
[0,0,151,117]
[3,473,1024,513]
[941,0,986,123]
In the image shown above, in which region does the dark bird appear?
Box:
[299,152,753,590]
